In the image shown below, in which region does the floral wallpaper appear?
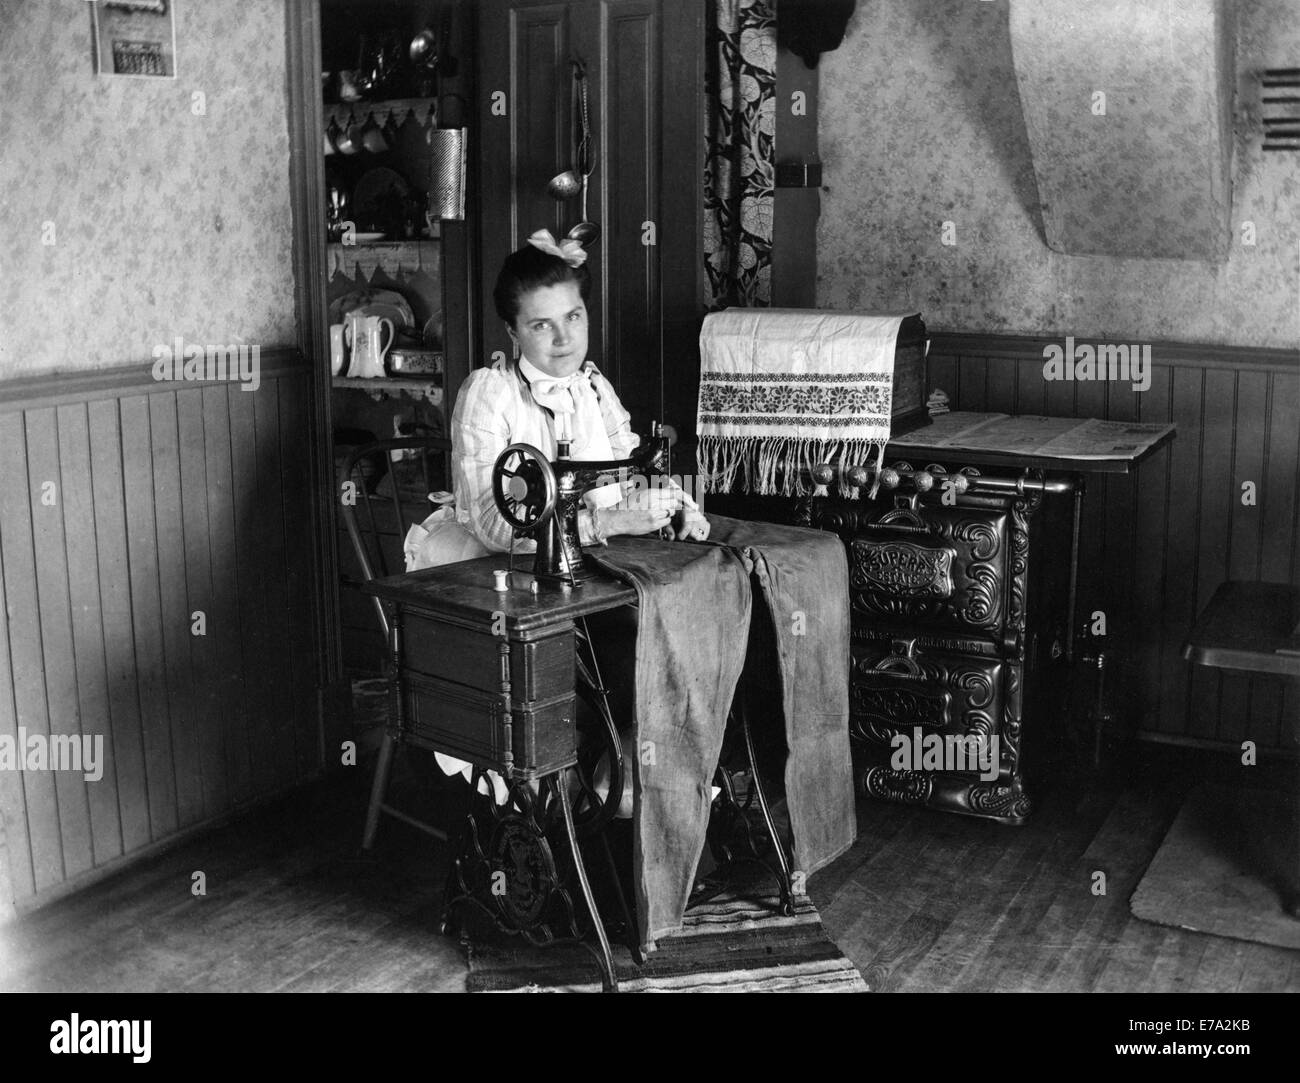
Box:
[817,0,1300,349]
[0,0,297,377]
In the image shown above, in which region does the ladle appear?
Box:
[566,62,599,247]
[547,169,582,200]
[568,177,598,247]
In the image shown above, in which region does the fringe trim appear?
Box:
[698,436,889,499]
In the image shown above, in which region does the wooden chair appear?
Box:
[1181,580,1300,916]
[1181,581,1300,680]
[336,435,456,848]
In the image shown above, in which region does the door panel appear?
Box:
[477,0,703,439]
[479,2,578,371]
[601,1,658,420]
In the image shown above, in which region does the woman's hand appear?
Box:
[591,490,709,542]
[597,488,682,538]
[673,508,711,542]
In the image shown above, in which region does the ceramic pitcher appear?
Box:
[345,314,394,378]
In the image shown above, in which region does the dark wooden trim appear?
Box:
[660,0,707,436]
[441,219,474,425]
[287,0,343,706]
[0,348,309,412]
[929,331,1300,372]
[772,39,818,308]
[443,1,480,422]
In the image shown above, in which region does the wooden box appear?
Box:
[890,314,929,436]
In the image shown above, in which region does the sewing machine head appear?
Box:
[492,429,672,583]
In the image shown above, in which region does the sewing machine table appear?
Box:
[363,556,637,989]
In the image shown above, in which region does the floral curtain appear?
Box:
[703,0,777,310]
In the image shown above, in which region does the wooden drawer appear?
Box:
[849,640,1007,779]
[404,672,576,778]
[402,613,574,702]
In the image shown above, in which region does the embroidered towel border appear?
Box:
[697,309,914,497]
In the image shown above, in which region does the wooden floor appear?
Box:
[1,750,1296,993]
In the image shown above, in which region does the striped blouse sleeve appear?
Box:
[451,368,532,554]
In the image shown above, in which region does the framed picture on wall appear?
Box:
[91,0,178,79]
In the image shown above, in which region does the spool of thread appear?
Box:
[493,569,509,591]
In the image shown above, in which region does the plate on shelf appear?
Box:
[422,312,443,348]
[351,232,386,243]
[329,287,416,329]
[352,167,411,236]
[353,301,416,333]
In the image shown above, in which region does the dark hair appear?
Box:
[492,243,592,326]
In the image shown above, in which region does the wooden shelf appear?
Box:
[325,96,437,130]
[328,238,439,277]
[332,376,444,406]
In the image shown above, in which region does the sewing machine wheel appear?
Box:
[493,442,557,531]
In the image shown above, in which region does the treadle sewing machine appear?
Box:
[362,428,796,992]
[491,427,673,582]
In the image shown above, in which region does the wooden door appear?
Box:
[476,0,705,440]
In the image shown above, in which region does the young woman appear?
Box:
[404,229,707,569]
[453,229,708,553]
[403,230,707,813]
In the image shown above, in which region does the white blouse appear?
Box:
[450,357,639,553]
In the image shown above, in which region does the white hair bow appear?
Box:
[527,228,588,267]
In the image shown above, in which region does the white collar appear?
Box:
[518,356,591,386]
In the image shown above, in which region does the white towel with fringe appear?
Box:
[697,308,912,498]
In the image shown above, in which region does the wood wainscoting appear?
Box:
[926,332,1300,756]
[0,351,326,914]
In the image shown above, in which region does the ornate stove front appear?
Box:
[808,470,1064,825]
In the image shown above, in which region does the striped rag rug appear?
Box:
[465,884,868,993]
